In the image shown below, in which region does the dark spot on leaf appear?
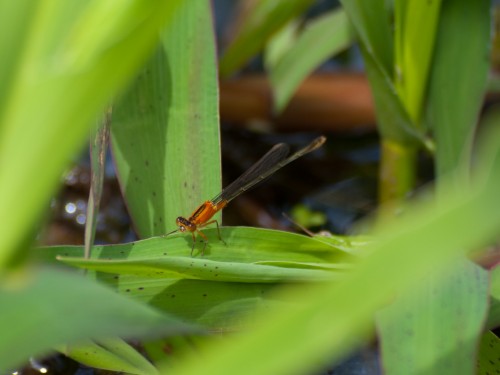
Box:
[138,287,144,291]
[171,294,175,298]
[125,289,130,292]
[153,191,157,197]
[183,181,187,188]
[113,275,119,280]
[162,344,173,354]
[145,160,149,167]
[203,294,207,297]
[163,253,167,256]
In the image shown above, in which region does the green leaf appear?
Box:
[38,228,351,330]
[0,0,184,270]
[219,0,315,77]
[0,269,198,371]
[425,0,490,177]
[264,20,300,70]
[269,8,355,112]
[59,338,158,375]
[111,1,221,237]
[38,227,346,265]
[377,260,488,375]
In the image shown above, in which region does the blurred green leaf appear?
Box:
[269,8,355,112]
[59,338,158,374]
[377,260,488,375]
[219,0,315,77]
[425,0,490,177]
[0,269,198,371]
[289,204,327,228]
[0,0,184,270]
[111,1,221,237]
[264,20,300,69]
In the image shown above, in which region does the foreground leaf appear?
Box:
[0,0,184,270]
[0,269,198,371]
[377,260,488,375]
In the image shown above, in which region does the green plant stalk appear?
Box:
[378,138,417,205]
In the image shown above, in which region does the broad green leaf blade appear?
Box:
[377,260,488,375]
[219,0,315,77]
[57,256,339,283]
[38,228,350,330]
[394,0,442,124]
[269,8,355,112]
[0,0,184,270]
[477,331,500,374]
[426,0,490,177]
[38,227,346,264]
[111,1,221,237]
[0,269,198,371]
[59,339,158,375]
[163,126,500,375]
